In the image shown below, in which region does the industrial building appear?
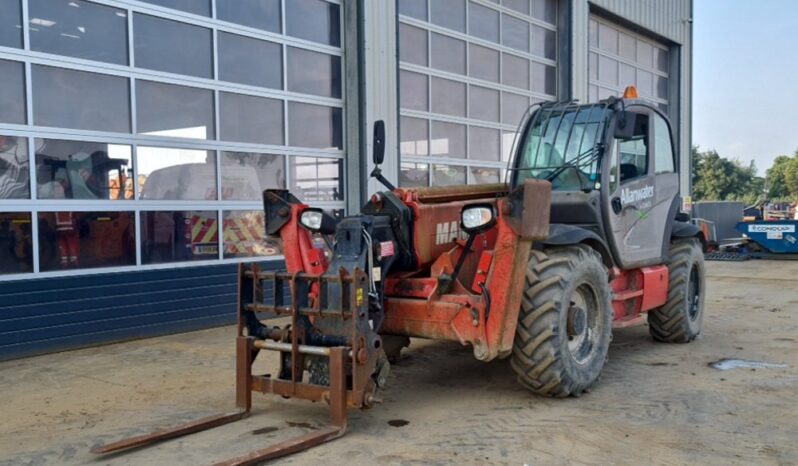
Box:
[0,0,692,360]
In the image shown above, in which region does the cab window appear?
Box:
[616,114,649,183]
[654,114,675,173]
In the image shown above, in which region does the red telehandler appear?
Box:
[93,87,706,465]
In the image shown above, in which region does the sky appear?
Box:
[693,0,798,173]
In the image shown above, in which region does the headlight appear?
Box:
[461,204,496,234]
[299,208,337,234]
[300,210,324,231]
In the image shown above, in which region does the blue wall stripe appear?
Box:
[0,260,282,361]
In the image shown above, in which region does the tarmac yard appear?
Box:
[1,260,797,466]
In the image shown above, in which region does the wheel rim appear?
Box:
[688,264,700,320]
[566,283,601,365]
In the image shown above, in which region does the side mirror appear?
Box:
[461,204,496,235]
[614,111,636,140]
[299,208,337,235]
[373,120,385,165]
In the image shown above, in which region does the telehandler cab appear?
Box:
[93,87,706,464]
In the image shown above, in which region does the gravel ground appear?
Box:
[1,259,796,466]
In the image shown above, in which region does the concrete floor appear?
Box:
[1,260,797,466]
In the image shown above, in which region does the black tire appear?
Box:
[511,245,613,397]
[648,238,705,342]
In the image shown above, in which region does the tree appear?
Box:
[765,149,798,200]
[691,146,763,204]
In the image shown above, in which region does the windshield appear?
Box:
[512,103,610,191]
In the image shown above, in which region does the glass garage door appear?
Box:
[397,0,558,187]
[588,16,670,113]
[0,0,345,278]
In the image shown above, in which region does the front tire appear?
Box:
[648,238,705,342]
[511,245,613,397]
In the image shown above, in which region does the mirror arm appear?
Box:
[370,165,396,191]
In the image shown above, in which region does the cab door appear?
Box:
[603,106,676,268]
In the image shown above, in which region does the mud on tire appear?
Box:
[648,238,705,343]
[511,245,613,397]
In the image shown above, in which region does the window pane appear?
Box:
[502,53,529,90]
[141,211,217,264]
[399,23,428,66]
[532,62,556,95]
[288,103,343,150]
[589,19,598,45]
[217,0,280,33]
[597,55,617,86]
[35,139,132,200]
[398,0,427,20]
[136,80,214,139]
[502,91,528,124]
[431,33,466,75]
[637,69,653,97]
[0,135,28,199]
[469,2,499,43]
[400,116,429,157]
[469,126,500,161]
[220,92,283,145]
[432,164,465,186]
[223,210,281,259]
[38,211,135,271]
[471,166,500,184]
[221,152,285,200]
[531,0,557,24]
[469,85,499,122]
[430,0,465,32]
[655,47,669,72]
[29,0,128,65]
[503,0,529,15]
[400,162,429,188]
[32,65,130,133]
[502,14,529,52]
[287,47,342,98]
[286,0,340,47]
[0,212,32,274]
[431,121,466,158]
[619,62,635,89]
[656,76,668,99]
[597,22,617,54]
[0,59,26,124]
[618,32,636,60]
[134,13,212,78]
[0,0,23,48]
[618,114,649,181]
[218,32,282,89]
[588,52,598,81]
[531,25,556,60]
[289,157,342,201]
[469,44,499,83]
[502,131,519,161]
[654,115,675,174]
[431,77,466,117]
[637,40,653,68]
[399,70,428,111]
[139,0,210,16]
[138,147,216,200]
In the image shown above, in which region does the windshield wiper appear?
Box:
[544,144,603,191]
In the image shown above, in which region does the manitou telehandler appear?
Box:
[93,87,706,465]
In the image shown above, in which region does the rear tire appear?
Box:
[648,238,705,342]
[511,245,613,397]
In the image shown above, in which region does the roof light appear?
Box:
[622,85,639,99]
